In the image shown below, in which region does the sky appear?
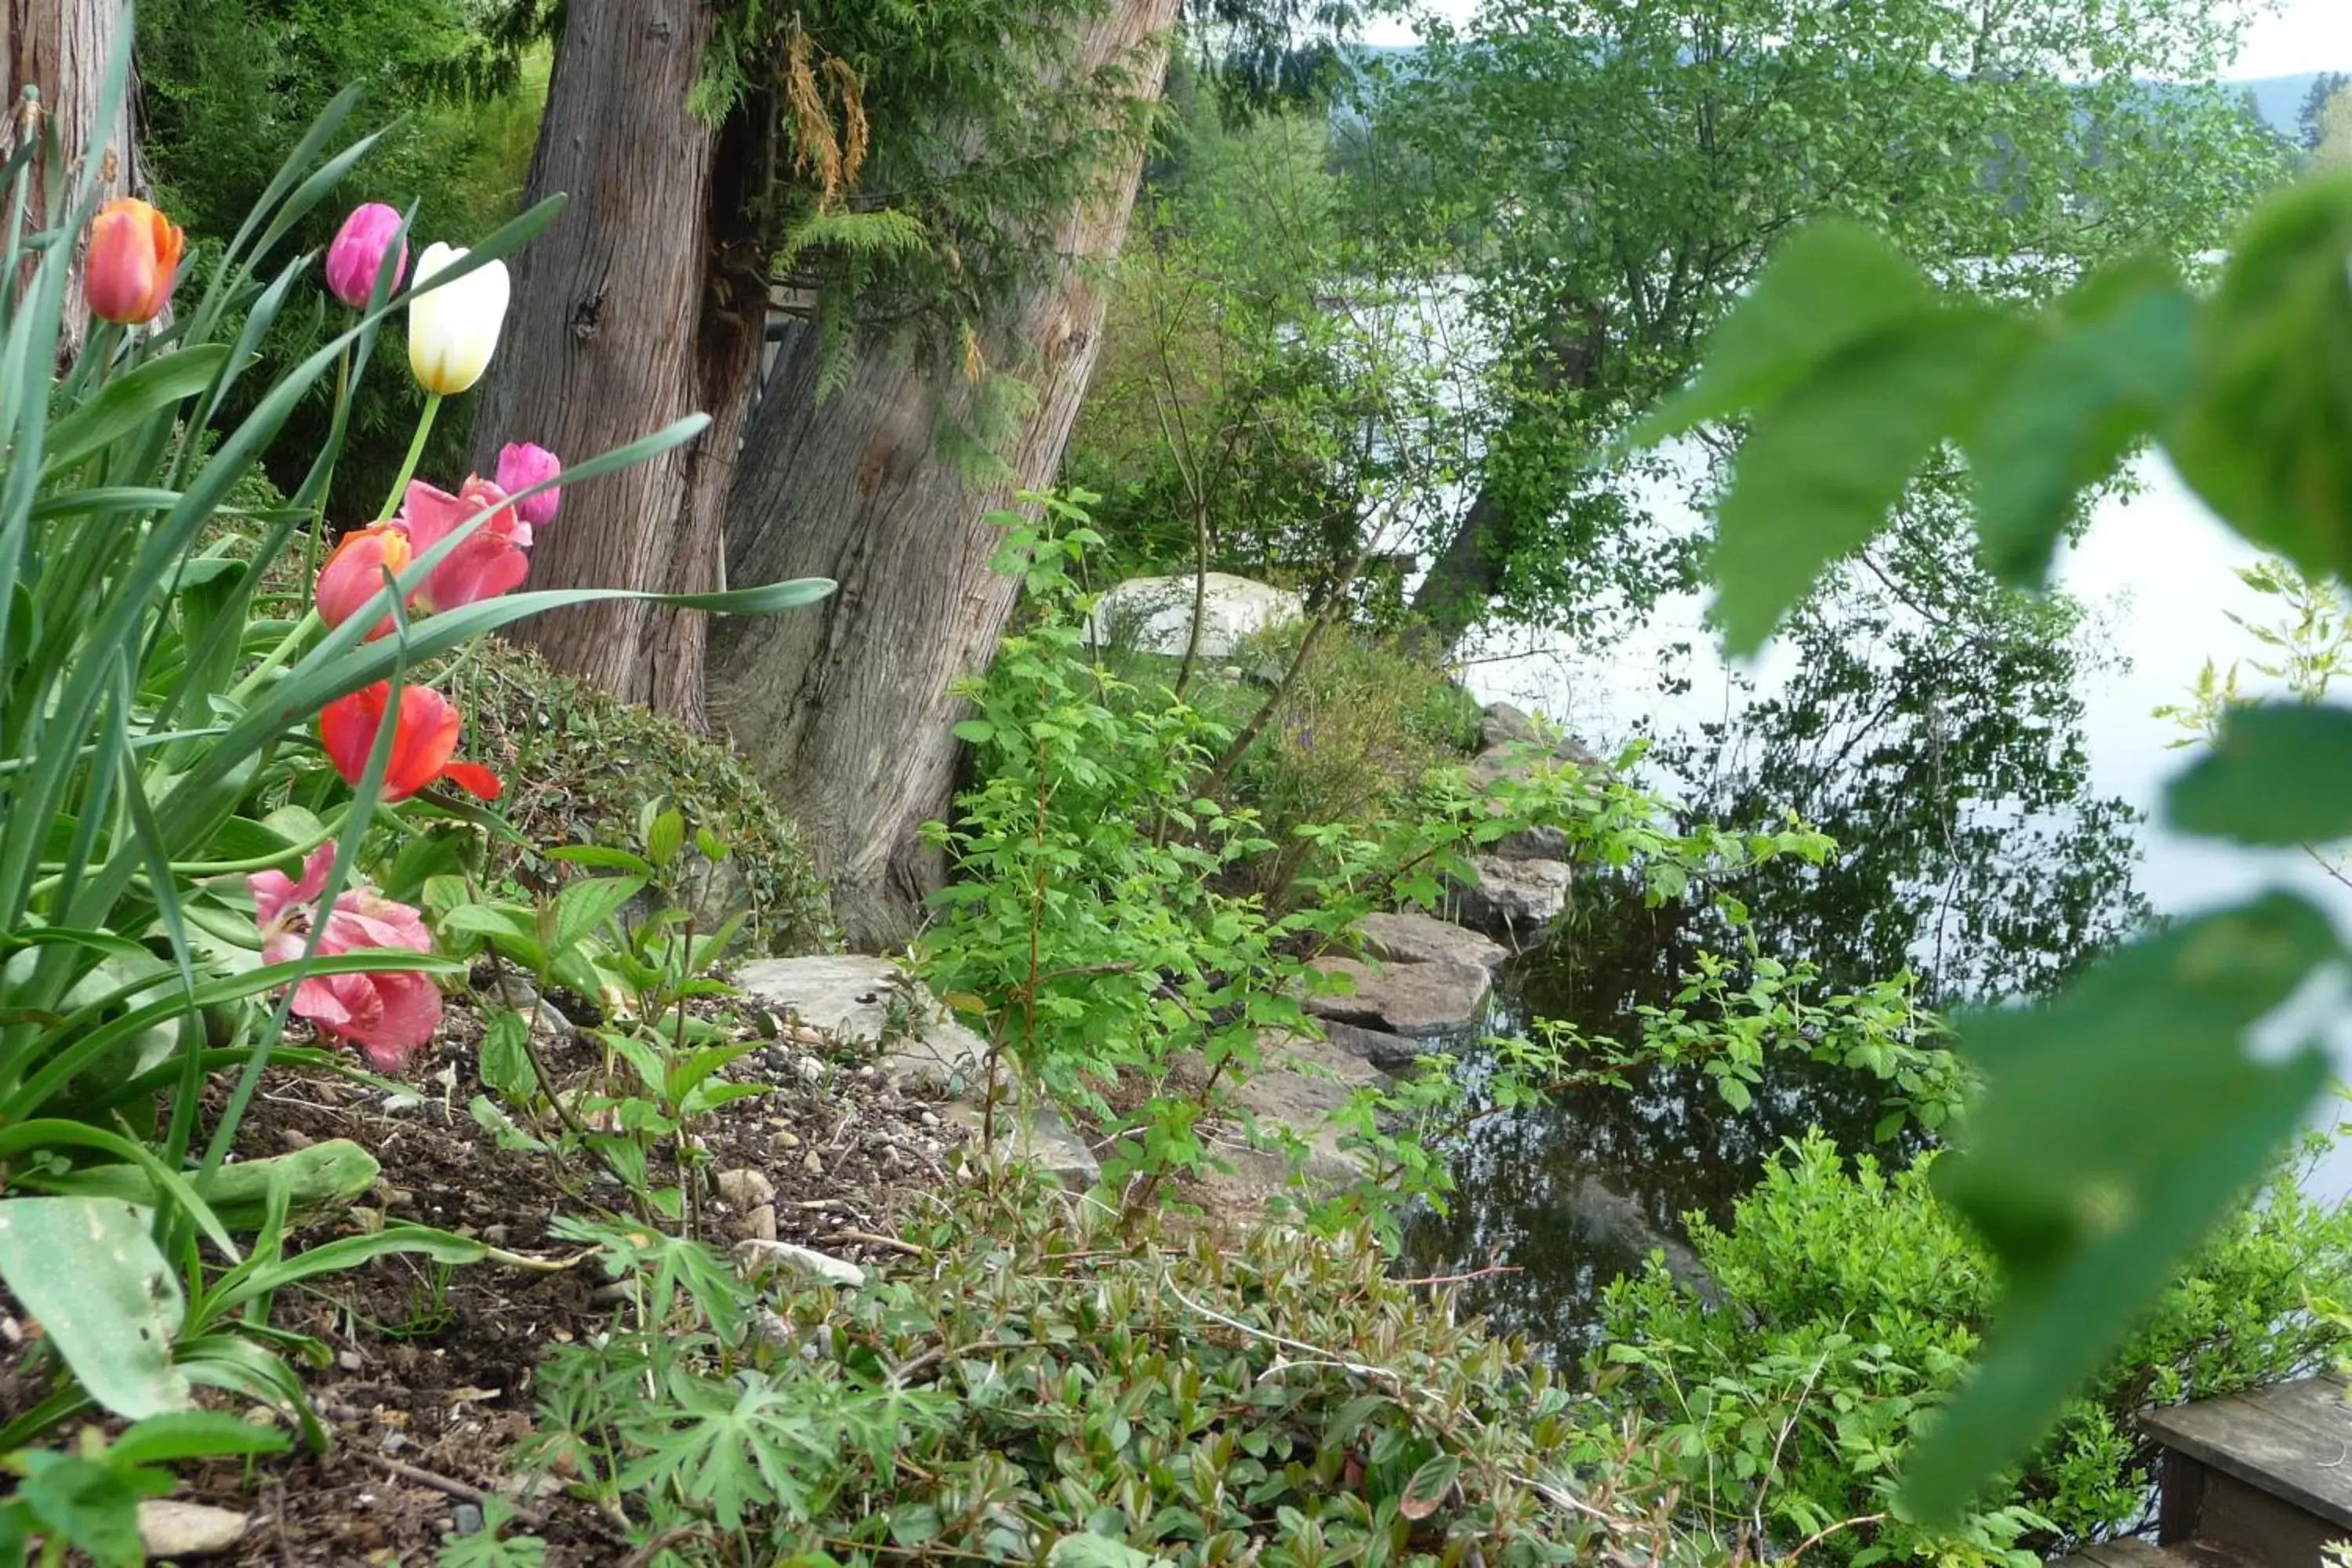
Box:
[1365,0,2352,74]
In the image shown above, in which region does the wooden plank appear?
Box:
[2056,1536,2256,1568]
[2140,1378,2352,1530]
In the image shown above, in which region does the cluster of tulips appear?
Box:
[86,194,566,1068]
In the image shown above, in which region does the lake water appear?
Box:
[1403,455,2352,1360]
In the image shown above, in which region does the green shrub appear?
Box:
[444,638,834,956]
[520,1165,1666,1566]
[1595,1131,2352,1567]
[1229,626,1483,899]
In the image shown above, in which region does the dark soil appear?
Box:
[2,991,963,1567]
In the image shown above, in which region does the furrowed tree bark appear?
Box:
[467,0,768,726]
[5,0,140,361]
[713,0,1181,952]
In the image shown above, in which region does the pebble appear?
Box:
[452,1503,484,1537]
[919,1111,940,1129]
[795,1054,827,1085]
[337,1349,363,1371]
[279,1127,314,1151]
[716,1167,775,1209]
[856,1064,880,1083]
[137,1501,249,1558]
[741,1203,778,1243]
[803,1150,824,1177]
[381,1185,416,1214]
[482,1224,510,1247]
[732,1240,866,1288]
[771,1128,803,1153]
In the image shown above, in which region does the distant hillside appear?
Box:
[1338,47,2333,142]
[2237,73,2328,137]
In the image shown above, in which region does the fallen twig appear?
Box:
[1387,1263,1521,1289]
[822,1228,927,1258]
[358,1451,543,1527]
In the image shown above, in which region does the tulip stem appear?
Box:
[376,391,442,522]
[229,608,321,704]
[302,344,353,603]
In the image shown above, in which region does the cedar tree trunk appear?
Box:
[467,0,770,726]
[713,0,1181,952]
[6,0,141,361]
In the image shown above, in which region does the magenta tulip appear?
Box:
[325,203,409,310]
[495,441,563,528]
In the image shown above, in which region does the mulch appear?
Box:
[2,989,966,1566]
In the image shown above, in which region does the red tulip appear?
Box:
[251,845,441,1071]
[398,477,531,613]
[314,524,412,638]
[317,682,503,804]
[85,198,184,325]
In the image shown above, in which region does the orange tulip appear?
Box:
[314,525,413,639]
[85,198,184,325]
[317,682,503,804]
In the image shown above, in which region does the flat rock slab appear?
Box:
[940,1099,1101,1192]
[1306,956,1490,1038]
[733,954,993,1095]
[1357,911,1507,973]
[1450,855,1570,938]
[734,954,913,1044]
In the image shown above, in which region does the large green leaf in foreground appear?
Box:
[1905,896,2338,1519]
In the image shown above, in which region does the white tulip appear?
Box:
[406,241,510,397]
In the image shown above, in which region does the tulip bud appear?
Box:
[315,525,413,638]
[85,198,184,325]
[407,241,510,396]
[495,441,562,528]
[325,203,408,309]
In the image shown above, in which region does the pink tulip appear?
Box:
[397,476,530,613]
[495,442,562,529]
[325,203,409,310]
[250,846,441,1071]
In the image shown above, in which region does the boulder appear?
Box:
[1316,1018,1429,1073]
[1306,956,1490,1038]
[1356,910,1507,973]
[1449,855,1570,938]
[1089,572,1304,659]
[1477,702,1540,750]
[1490,823,1570,862]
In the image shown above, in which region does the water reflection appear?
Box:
[1401,960,1924,1363]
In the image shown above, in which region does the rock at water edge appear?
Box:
[1306,956,1491,1038]
[1356,911,1507,974]
[1450,855,1570,938]
[1318,1018,1431,1073]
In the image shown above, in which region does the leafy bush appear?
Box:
[1595,1131,2352,1567]
[445,638,833,953]
[518,1165,1664,1566]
